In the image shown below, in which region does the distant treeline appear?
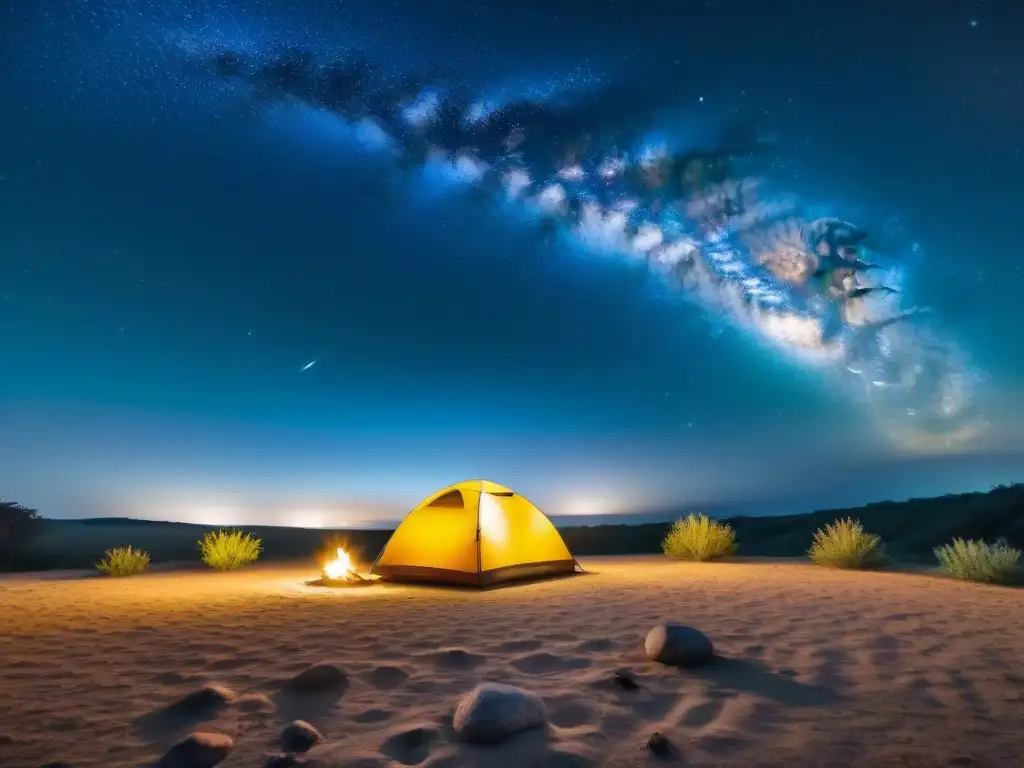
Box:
[2,483,1023,571]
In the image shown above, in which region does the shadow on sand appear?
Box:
[272,668,351,724]
[371,569,592,594]
[133,686,234,741]
[689,655,844,708]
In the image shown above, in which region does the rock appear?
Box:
[281,720,323,752]
[235,692,275,712]
[158,732,233,768]
[612,671,639,690]
[287,663,348,693]
[644,624,714,667]
[452,683,547,744]
[647,732,672,757]
[166,685,236,716]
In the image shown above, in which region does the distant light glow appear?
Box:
[563,497,610,516]
[185,505,245,526]
[288,509,332,528]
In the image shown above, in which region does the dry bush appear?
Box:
[808,518,885,569]
[0,500,43,571]
[662,513,737,561]
[96,546,151,576]
[934,537,1021,584]
[199,529,262,571]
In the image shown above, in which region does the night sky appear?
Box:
[1,0,1022,527]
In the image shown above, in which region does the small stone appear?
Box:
[235,692,275,712]
[287,663,348,692]
[452,683,547,744]
[281,720,323,752]
[158,732,233,768]
[647,732,672,757]
[612,671,639,690]
[644,623,714,667]
[166,685,236,716]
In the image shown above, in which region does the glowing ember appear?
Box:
[322,547,354,580]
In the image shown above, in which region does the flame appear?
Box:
[323,547,353,580]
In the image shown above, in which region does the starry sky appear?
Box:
[1,0,1022,527]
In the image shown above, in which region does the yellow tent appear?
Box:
[370,480,581,586]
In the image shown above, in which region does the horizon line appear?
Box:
[42,481,1023,530]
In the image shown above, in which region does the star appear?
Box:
[300,360,316,371]
[968,19,978,28]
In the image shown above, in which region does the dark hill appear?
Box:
[6,483,1023,571]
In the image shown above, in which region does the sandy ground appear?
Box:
[1,556,1023,768]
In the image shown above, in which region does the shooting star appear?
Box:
[300,360,316,371]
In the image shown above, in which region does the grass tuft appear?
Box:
[662,513,737,561]
[933,537,1021,584]
[808,518,885,569]
[199,529,263,571]
[96,545,151,576]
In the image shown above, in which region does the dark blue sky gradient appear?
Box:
[1,0,1022,526]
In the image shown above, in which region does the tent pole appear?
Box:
[475,491,483,586]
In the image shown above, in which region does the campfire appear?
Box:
[319,547,371,586]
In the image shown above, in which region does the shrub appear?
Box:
[662,513,737,561]
[808,518,885,569]
[933,537,1021,584]
[199,529,262,571]
[0,500,44,571]
[96,546,151,576]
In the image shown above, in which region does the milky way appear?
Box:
[178,45,983,449]
[14,1,986,450]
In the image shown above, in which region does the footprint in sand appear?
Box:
[681,698,725,728]
[364,665,412,690]
[379,726,439,766]
[536,632,577,642]
[405,679,442,694]
[547,699,596,728]
[869,635,901,667]
[352,707,395,724]
[496,639,544,653]
[574,638,616,652]
[510,652,592,674]
[693,730,750,757]
[422,648,487,670]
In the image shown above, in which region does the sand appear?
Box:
[1,555,1022,768]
